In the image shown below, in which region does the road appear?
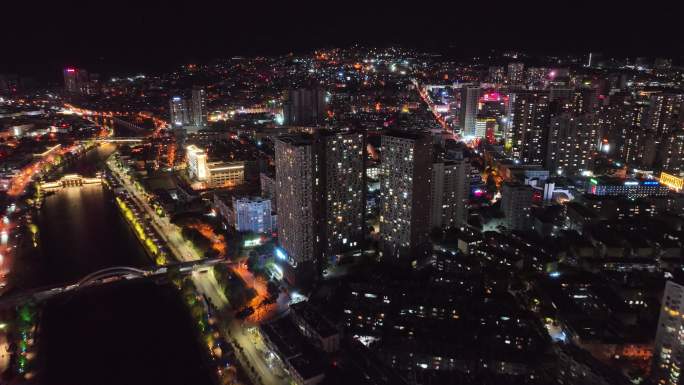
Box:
[106,156,291,385]
[411,78,455,136]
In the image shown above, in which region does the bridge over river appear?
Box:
[0,257,234,308]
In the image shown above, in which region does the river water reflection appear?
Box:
[31,144,213,385]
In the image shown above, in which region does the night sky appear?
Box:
[2,0,683,80]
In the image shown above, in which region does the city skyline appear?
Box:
[2,1,683,78]
[3,6,684,385]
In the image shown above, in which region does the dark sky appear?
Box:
[2,0,683,80]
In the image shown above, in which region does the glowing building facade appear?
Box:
[379,130,432,260]
[546,113,599,174]
[186,145,208,180]
[187,144,244,188]
[511,91,550,165]
[274,131,365,268]
[170,96,190,127]
[191,86,207,128]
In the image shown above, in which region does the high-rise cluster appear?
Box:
[169,86,207,129]
[274,131,365,271]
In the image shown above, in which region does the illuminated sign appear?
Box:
[244,238,262,248]
[481,92,502,102]
[660,172,684,192]
[66,68,75,73]
[642,181,659,186]
[275,247,287,260]
[590,178,598,185]
[269,264,283,281]
[624,181,639,186]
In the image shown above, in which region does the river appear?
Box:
[29,144,214,385]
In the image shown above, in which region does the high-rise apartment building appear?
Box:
[501,182,533,231]
[550,87,599,115]
[275,134,322,267]
[643,93,684,137]
[169,96,190,127]
[274,131,365,269]
[321,131,366,256]
[654,280,684,385]
[260,172,277,212]
[662,130,684,174]
[380,130,432,260]
[459,86,481,137]
[507,62,525,85]
[511,91,551,165]
[488,66,505,84]
[430,159,469,230]
[618,99,649,165]
[283,88,328,126]
[63,67,91,95]
[640,93,684,172]
[546,113,599,174]
[191,86,208,128]
[598,92,629,156]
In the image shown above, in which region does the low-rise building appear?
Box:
[186,144,245,189]
[583,177,668,199]
[554,344,631,385]
[213,194,275,234]
[290,301,340,352]
[261,316,327,385]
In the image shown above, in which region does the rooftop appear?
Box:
[291,301,339,338]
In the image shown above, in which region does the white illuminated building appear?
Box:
[186,144,244,188]
[186,145,208,180]
[459,85,480,137]
[169,96,190,127]
[191,86,207,128]
[234,197,274,234]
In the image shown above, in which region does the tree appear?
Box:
[228,285,257,310]
[182,226,211,252]
[166,266,184,289]
[205,249,219,259]
[155,253,168,266]
[246,253,258,270]
[267,281,279,298]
